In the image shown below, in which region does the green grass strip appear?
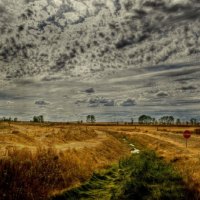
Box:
[52,150,186,200]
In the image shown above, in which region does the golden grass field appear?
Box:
[0,122,129,200]
[0,122,200,199]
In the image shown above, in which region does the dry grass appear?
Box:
[0,123,129,200]
[0,123,98,156]
[2,122,200,199]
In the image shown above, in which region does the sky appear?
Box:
[0,0,200,122]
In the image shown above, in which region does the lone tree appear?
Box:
[33,115,44,123]
[138,115,152,124]
[176,118,181,125]
[14,118,18,122]
[91,115,96,123]
[86,115,96,123]
[131,118,134,124]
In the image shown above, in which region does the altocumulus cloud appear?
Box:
[35,100,50,106]
[84,88,95,94]
[156,92,169,98]
[88,97,115,107]
[121,99,136,106]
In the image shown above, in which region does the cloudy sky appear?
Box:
[0,0,200,122]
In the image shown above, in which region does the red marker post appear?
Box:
[183,130,191,148]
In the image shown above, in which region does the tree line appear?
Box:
[0,117,18,122]
[0,114,199,125]
[138,115,199,125]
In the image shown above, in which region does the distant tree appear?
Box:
[91,115,96,123]
[1,117,13,122]
[159,116,174,125]
[40,115,44,123]
[86,115,91,123]
[138,115,152,124]
[131,118,134,124]
[86,115,96,123]
[33,116,38,122]
[169,116,174,125]
[176,118,181,125]
[190,118,197,125]
[33,115,44,123]
[14,118,18,122]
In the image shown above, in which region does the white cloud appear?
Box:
[0,0,199,121]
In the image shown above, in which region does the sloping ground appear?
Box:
[102,125,200,198]
[0,122,103,156]
[0,123,130,200]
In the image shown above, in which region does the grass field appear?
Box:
[98,125,200,199]
[0,122,200,199]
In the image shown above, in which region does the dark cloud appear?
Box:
[156,91,169,97]
[88,97,115,107]
[35,100,50,106]
[89,98,99,104]
[121,99,136,106]
[180,86,197,91]
[41,76,62,82]
[24,0,37,4]
[84,88,95,94]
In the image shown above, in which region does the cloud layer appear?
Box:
[0,0,199,121]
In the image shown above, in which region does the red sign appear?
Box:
[183,130,191,139]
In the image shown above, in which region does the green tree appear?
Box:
[86,115,91,123]
[91,115,96,123]
[33,115,44,123]
[86,115,96,123]
[138,115,152,124]
[159,116,174,125]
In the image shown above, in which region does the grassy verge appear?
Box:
[0,137,129,200]
[52,150,186,200]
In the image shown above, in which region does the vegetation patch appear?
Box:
[53,150,186,200]
[0,137,128,200]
